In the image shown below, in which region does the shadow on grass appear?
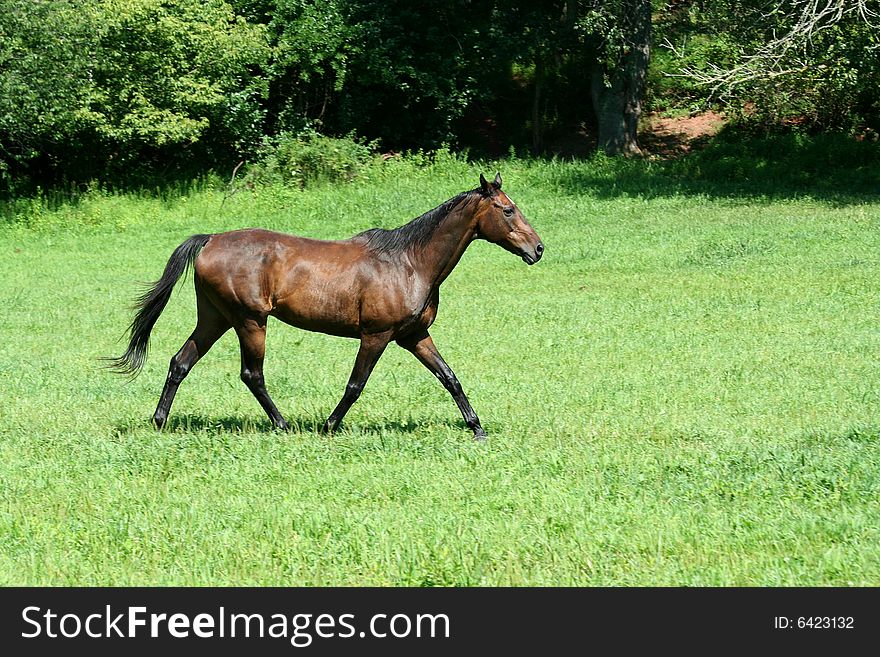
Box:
[114,414,465,436]
[804,425,880,445]
[550,131,880,205]
[0,175,225,225]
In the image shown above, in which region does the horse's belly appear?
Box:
[272,307,361,338]
[271,277,362,338]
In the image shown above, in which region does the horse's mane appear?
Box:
[354,189,481,256]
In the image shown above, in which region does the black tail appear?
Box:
[104,234,212,378]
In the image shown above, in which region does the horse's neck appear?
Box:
[412,203,478,290]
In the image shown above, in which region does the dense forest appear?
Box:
[1,0,878,189]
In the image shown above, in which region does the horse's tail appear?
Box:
[104,234,212,378]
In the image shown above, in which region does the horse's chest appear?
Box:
[400,287,439,332]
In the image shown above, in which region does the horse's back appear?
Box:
[195,228,372,336]
[199,227,330,259]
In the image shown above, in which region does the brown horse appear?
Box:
[107,173,543,439]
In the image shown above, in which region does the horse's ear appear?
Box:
[493,172,502,190]
[479,173,492,194]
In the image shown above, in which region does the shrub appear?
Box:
[248,131,378,187]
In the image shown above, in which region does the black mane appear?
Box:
[354,189,480,256]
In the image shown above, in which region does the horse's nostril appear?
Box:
[535,242,544,256]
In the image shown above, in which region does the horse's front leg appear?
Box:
[397,330,487,440]
[322,332,392,434]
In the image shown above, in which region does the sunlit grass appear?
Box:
[1,155,878,585]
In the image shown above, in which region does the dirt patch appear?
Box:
[641,110,726,158]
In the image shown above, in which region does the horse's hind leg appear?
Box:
[235,317,289,430]
[153,297,230,429]
[322,332,392,434]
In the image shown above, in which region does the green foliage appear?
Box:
[3,0,879,189]
[90,0,270,151]
[648,34,740,114]
[652,1,880,134]
[266,0,357,131]
[329,1,504,148]
[0,0,270,188]
[247,130,378,187]
[270,0,352,88]
[577,0,642,64]
[0,1,96,175]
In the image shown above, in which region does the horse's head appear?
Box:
[474,173,544,265]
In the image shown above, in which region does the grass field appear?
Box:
[1,148,879,585]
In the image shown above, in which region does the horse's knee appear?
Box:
[240,368,264,388]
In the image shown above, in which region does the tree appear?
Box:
[331,0,503,149]
[265,0,356,131]
[85,0,271,169]
[579,0,653,156]
[0,0,270,186]
[483,0,653,157]
[660,1,880,133]
[1,0,667,188]
[0,0,96,181]
[501,0,654,157]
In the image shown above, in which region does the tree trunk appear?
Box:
[531,56,544,155]
[591,0,651,156]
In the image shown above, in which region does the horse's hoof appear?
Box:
[473,430,487,442]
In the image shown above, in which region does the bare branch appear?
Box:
[668,1,880,100]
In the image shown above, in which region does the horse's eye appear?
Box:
[503,207,514,217]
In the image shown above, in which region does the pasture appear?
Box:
[1,151,878,585]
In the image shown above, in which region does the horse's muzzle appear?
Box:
[521,241,544,265]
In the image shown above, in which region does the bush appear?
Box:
[0,0,270,190]
[248,131,378,187]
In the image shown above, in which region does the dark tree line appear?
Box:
[1,1,876,189]
[0,0,657,186]
[248,0,655,157]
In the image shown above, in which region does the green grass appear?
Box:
[1,152,879,585]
